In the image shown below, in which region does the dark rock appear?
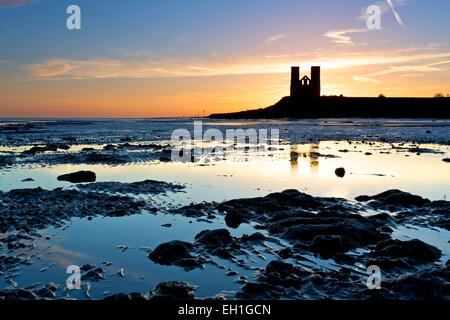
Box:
[22,146,50,155]
[0,155,14,167]
[333,252,356,265]
[45,283,59,292]
[283,218,387,249]
[22,144,70,155]
[149,240,204,270]
[149,240,192,264]
[34,287,55,298]
[104,292,147,301]
[225,209,245,228]
[367,212,396,226]
[57,171,96,183]
[355,189,430,208]
[310,235,354,258]
[370,239,441,264]
[217,189,334,228]
[241,282,278,298]
[387,263,450,299]
[76,179,184,195]
[46,143,70,151]
[80,264,96,271]
[276,248,293,259]
[0,289,37,300]
[172,202,215,218]
[151,281,196,300]
[82,267,105,281]
[240,232,267,243]
[194,229,237,249]
[103,144,116,151]
[0,180,179,235]
[260,260,310,290]
[335,167,346,178]
[442,158,450,163]
[84,152,128,164]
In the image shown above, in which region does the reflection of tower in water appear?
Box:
[290,146,299,174]
[290,143,320,174]
[309,144,320,172]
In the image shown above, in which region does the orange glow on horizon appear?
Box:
[1,51,450,117]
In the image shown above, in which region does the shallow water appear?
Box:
[1,140,449,201]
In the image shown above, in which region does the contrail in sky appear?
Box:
[386,0,406,28]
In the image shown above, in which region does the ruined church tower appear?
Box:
[290,66,321,98]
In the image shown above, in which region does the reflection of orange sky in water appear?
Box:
[34,241,91,269]
[4,140,442,201]
[0,141,448,201]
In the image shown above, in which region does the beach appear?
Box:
[0,118,449,300]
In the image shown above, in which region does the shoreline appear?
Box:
[210,96,450,119]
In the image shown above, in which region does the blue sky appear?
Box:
[0,0,449,117]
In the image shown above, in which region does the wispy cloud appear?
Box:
[0,0,38,8]
[323,29,367,45]
[27,60,75,77]
[353,76,380,83]
[369,58,450,77]
[265,34,286,45]
[23,50,450,81]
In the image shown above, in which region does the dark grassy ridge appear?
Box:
[210,96,450,119]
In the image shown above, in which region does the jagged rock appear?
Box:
[386,262,450,299]
[225,209,245,228]
[310,235,354,258]
[369,239,441,267]
[241,282,279,298]
[194,229,241,258]
[76,179,184,195]
[148,240,204,270]
[151,281,196,300]
[0,181,180,235]
[276,248,293,259]
[0,289,37,300]
[81,266,105,281]
[333,252,356,265]
[194,229,237,248]
[262,260,309,288]
[34,286,56,298]
[282,218,388,251]
[356,189,430,209]
[104,292,147,301]
[240,232,267,243]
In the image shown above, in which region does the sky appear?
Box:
[0,0,449,118]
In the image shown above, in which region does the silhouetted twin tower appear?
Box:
[290,66,321,98]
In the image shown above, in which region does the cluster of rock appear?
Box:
[157,189,450,299]
[0,180,184,234]
[148,229,272,271]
